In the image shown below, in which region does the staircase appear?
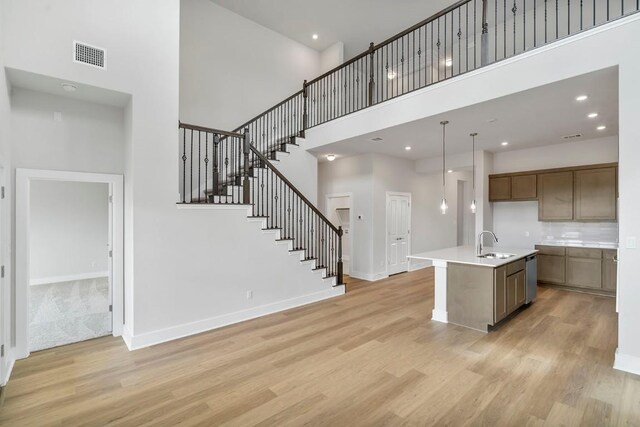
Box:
[179,122,344,286]
[178,0,639,288]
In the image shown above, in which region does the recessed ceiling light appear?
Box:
[61,83,77,92]
[387,71,397,80]
[312,34,318,40]
[370,137,383,142]
[576,95,589,101]
[487,118,498,123]
[445,59,453,67]
[405,146,411,151]
[501,141,509,146]
[326,154,336,161]
[447,169,453,173]
[588,113,599,118]
[597,125,607,131]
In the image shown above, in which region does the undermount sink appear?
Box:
[478,252,516,259]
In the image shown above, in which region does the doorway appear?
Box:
[457,180,474,246]
[16,170,123,359]
[386,192,411,276]
[326,193,353,276]
[28,180,111,351]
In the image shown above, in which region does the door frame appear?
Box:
[325,192,354,276]
[15,169,124,359]
[385,191,412,277]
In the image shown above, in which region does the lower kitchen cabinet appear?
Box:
[535,244,616,295]
[566,256,602,289]
[537,254,566,284]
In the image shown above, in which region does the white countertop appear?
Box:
[537,241,618,249]
[408,245,538,268]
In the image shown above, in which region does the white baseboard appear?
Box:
[350,270,389,282]
[1,350,16,387]
[30,271,109,286]
[432,309,448,324]
[125,286,345,350]
[121,325,134,351]
[614,348,640,376]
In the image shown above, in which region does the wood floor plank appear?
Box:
[1,267,638,426]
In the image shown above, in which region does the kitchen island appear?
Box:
[408,246,538,332]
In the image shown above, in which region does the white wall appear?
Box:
[318,153,473,280]
[179,0,322,130]
[318,154,374,279]
[305,15,640,373]
[29,181,108,284]
[320,42,345,74]
[0,0,14,386]
[492,136,618,174]
[10,88,125,173]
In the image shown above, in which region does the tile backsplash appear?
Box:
[540,222,619,244]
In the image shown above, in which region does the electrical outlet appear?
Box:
[53,111,62,122]
[525,231,530,237]
[246,290,253,299]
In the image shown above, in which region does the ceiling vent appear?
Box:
[562,133,582,140]
[73,41,106,69]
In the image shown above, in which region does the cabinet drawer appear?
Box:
[566,247,602,259]
[506,259,525,276]
[566,257,602,288]
[535,245,566,256]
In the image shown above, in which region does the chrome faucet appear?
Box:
[477,230,499,256]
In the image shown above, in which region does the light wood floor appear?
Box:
[1,268,639,426]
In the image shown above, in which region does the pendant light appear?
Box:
[470,132,478,214]
[440,120,449,214]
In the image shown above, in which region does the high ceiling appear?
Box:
[209,0,454,59]
[310,67,619,162]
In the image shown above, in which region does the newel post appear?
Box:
[212,133,220,197]
[242,128,250,204]
[301,80,308,138]
[337,226,344,286]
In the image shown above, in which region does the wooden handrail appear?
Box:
[248,144,340,235]
[179,122,244,138]
[231,90,304,133]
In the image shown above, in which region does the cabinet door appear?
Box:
[566,257,602,289]
[489,177,511,201]
[538,171,574,221]
[506,274,517,314]
[515,270,526,306]
[574,167,617,221]
[538,254,566,284]
[511,175,537,200]
[602,250,618,291]
[494,266,507,323]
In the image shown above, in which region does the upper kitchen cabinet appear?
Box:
[511,174,537,200]
[489,163,618,222]
[489,176,511,201]
[538,171,574,221]
[574,167,617,221]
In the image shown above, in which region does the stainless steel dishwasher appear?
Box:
[525,254,537,303]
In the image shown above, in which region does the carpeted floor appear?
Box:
[29,277,111,352]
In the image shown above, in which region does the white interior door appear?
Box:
[387,193,411,276]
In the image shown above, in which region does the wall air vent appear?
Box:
[73,41,106,69]
[562,133,582,140]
